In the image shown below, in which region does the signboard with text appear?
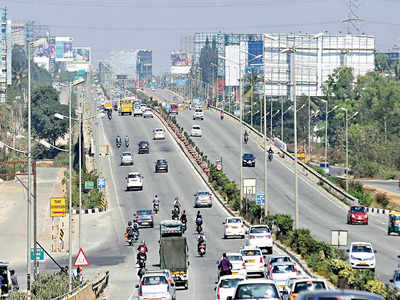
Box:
[50,197,66,217]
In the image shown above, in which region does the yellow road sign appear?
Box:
[50,197,66,217]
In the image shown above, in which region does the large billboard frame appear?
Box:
[55,37,73,62]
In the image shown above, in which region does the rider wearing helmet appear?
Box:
[173,197,181,209]
[126,221,133,239]
[180,210,187,224]
[153,194,160,205]
[197,234,206,251]
[125,135,129,143]
[116,135,121,144]
[137,241,147,253]
[195,211,203,226]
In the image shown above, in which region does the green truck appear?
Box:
[159,222,189,289]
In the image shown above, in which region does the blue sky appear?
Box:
[4,0,400,74]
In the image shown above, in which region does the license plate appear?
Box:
[232,226,238,229]
[232,272,238,275]
[248,260,255,263]
[359,262,367,265]
[150,298,161,300]
[142,222,148,225]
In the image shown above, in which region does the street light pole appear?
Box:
[263,55,268,217]
[341,108,349,192]
[78,90,82,251]
[68,82,72,292]
[239,53,244,212]
[27,41,32,298]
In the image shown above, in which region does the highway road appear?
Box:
[148,88,399,283]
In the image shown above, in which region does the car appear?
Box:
[218,253,247,278]
[223,217,246,239]
[0,261,12,297]
[266,255,292,273]
[293,289,384,300]
[155,159,168,173]
[242,153,255,167]
[347,205,368,225]
[120,151,133,166]
[215,275,246,300]
[126,172,143,191]
[193,108,204,120]
[240,247,265,277]
[133,105,143,117]
[143,109,154,118]
[191,125,202,137]
[282,278,328,300]
[246,225,273,254]
[137,272,176,300]
[226,279,280,300]
[194,190,213,208]
[390,267,400,290]
[153,128,166,140]
[267,262,299,292]
[135,209,154,228]
[138,141,150,154]
[347,242,376,271]
[145,269,175,288]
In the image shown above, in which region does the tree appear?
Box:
[199,37,218,84]
[375,53,391,73]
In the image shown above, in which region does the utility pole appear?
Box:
[239,53,244,212]
[27,41,32,298]
[68,82,72,292]
[263,52,268,217]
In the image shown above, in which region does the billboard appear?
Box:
[225,45,240,86]
[66,47,90,72]
[171,51,191,74]
[248,41,263,73]
[55,37,73,62]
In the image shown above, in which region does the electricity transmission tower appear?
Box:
[343,0,361,34]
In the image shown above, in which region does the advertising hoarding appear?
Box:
[55,37,73,61]
[225,45,240,86]
[66,47,90,72]
[171,51,191,74]
[33,56,50,71]
[248,41,263,66]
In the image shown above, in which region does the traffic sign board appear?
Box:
[256,193,265,206]
[50,197,66,217]
[97,178,106,189]
[30,248,44,261]
[85,181,94,190]
[73,248,90,267]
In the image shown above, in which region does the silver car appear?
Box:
[137,273,176,300]
[194,190,213,208]
[120,152,133,166]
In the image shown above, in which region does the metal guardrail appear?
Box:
[209,105,359,204]
[92,271,110,297]
[51,282,89,300]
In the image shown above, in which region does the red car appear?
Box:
[347,205,368,225]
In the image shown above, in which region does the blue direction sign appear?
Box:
[30,248,44,261]
[97,178,106,190]
[256,193,265,206]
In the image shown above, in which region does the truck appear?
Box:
[119,97,133,116]
[159,221,189,289]
[168,101,179,115]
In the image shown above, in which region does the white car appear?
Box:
[246,225,273,254]
[223,253,247,278]
[240,247,265,277]
[267,262,298,291]
[191,125,202,137]
[223,217,246,239]
[348,242,376,271]
[133,105,143,117]
[193,108,204,120]
[143,109,154,118]
[126,172,143,191]
[137,272,175,300]
[120,151,133,166]
[153,128,166,140]
[215,275,245,300]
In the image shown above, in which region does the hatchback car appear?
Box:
[282,278,328,300]
[126,172,143,191]
[143,109,154,118]
[242,153,255,167]
[267,262,298,292]
[240,247,265,277]
[246,225,273,254]
[347,242,376,271]
[217,253,247,278]
[135,209,154,228]
[266,255,292,273]
[137,273,176,300]
[155,159,168,173]
[191,125,202,137]
[138,141,150,154]
[223,217,246,239]
[193,108,204,120]
[215,275,245,300]
[145,269,175,294]
[120,151,133,166]
[194,190,213,208]
[227,279,280,300]
[153,128,166,140]
[347,205,368,225]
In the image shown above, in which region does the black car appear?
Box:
[155,159,168,173]
[138,141,150,154]
[242,153,255,167]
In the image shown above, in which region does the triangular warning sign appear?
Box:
[73,248,90,267]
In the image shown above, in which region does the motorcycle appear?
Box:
[137,266,146,279]
[196,223,202,234]
[268,152,273,162]
[172,210,179,221]
[173,204,180,215]
[198,242,206,257]
[107,110,112,120]
[133,228,139,241]
[125,141,129,148]
[244,135,248,144]
[137,252,147,269]
[153,202,159,214]
[116,141,121,149]
[125,233,133,246]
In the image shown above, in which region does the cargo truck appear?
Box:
[119,97,133,116]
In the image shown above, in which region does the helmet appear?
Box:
[128,221,132,226]
[142,240,146,245]
[154,194,158,198]
[197,210,201,215]
[174,196,179,201]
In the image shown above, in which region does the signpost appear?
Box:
[84,181,94,190]
[97,178,106,190]
[30,248,44,261]
[50,197,66,217]
[256,193,265,206]
[73,248,90,267]
[331,230,348,248]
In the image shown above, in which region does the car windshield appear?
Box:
[352,244,373,253]
[220,278,243,289]
[193,126,200,130]
[351,206,365,213]
[235,283,278,299]
[227,255,242,261]
[197,191,210,196]
[128,174,139,179]
[139,142,149,146]
[243,154,254,159]
[155,129,163,132]
[122,152,131,157]
[228,218,242,224]
[271,256,291,264]
[241,249,262,256]
[137,210,152,215]
[195,109,202,112]
[157,160,167,164]
[293,281,326,292]
[250,227,270,233]
[142,276,167,286]
[272,264,295,273]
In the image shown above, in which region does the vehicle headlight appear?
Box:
[351,214,356,218]
[351,255,359,260]
[367,256,375,261]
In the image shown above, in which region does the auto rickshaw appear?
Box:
[388,211,400,235]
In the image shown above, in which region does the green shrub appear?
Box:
[375,192,389,208]
[275,214,293,239]
[54,151,69,166]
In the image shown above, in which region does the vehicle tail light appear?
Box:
[260,257,263,263]
[217,284,220,300]
[242,262,246,269]
[151,216,154,221]
[294,267,298,273]
[139,282,143,296]
[225,225,229,229]
[250,235,255,239]
[270,272,273,279]
[241,224,244,228]
[266,234,271,238]
[209,196,212,200]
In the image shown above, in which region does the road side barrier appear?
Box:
[51,282,95,300]
[92,271,110,298]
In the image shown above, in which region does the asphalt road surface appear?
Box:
[148,88,399,283]
[360,180,400,195]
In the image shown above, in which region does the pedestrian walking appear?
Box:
[10,270,19,291]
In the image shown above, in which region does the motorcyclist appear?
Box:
[116,135,121,145]
[125,135,129,146]
[126,221,133,240]
[137,241,148,254]
[218,253,233,277]
[132,219,139,239]
[172,208,180,220]
[268,147,274,161]
[244,131,249,143]
[197,234,206,252]
[195,211,203,232]
[173,197,181,214]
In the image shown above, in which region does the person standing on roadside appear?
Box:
[10,270,19,291]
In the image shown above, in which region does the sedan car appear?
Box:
[282,278,328,300]
[191,125,202,137]
[155,159,168,173]
[194,190,213,208]
[138,141,150,154]
[143,109,154,118]
[215,275,245,300]
[137,273,175,300]
[347,205,368,225]
[267,262,298,292]
[223,217,246,239]
[240,247,265,277]
[227,279,280,300]
[153,128,166,140]
[126,172,143,191]
[347,242,376,271]
[218,253,247,278]
[120,151,133,166]
[242,153,255,167]
[135,209,154,228]
[246,225,273,254]
[267,255,292,273]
